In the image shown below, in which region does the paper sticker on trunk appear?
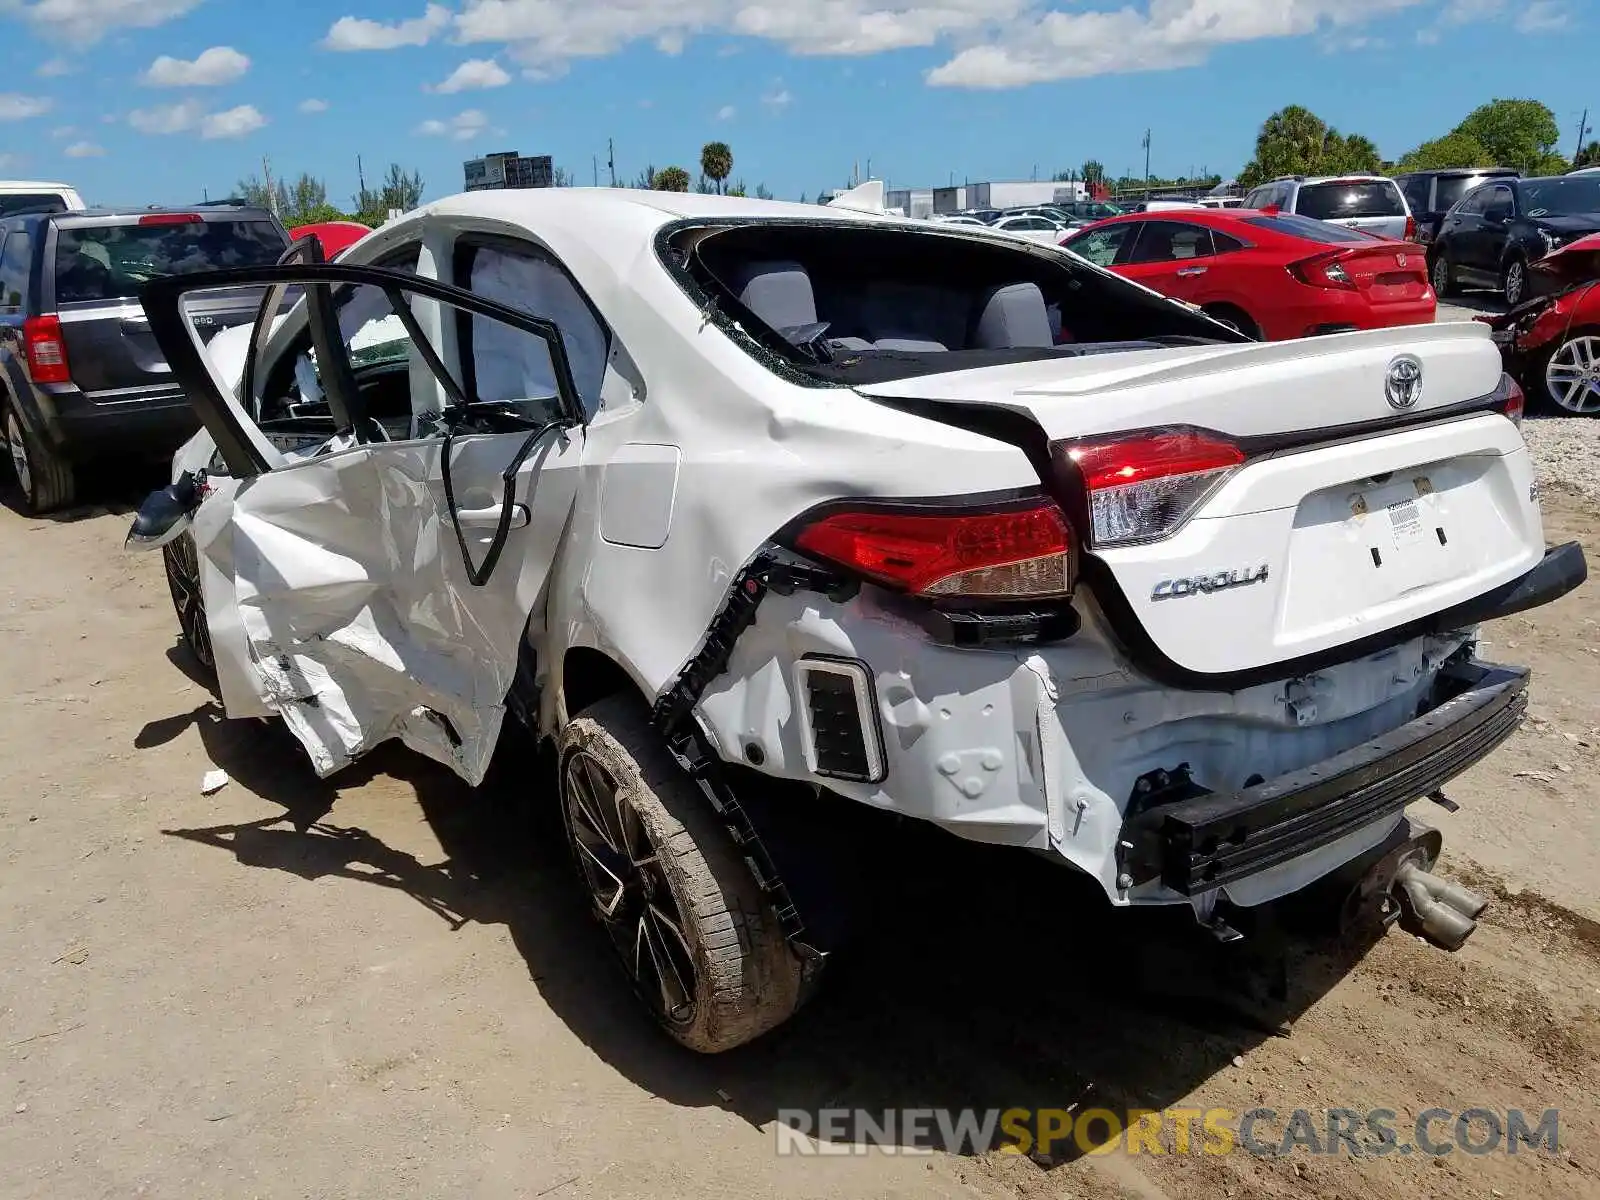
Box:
[1387,497,1424,547]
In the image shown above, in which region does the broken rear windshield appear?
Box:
[1296,182,1405,220]
[665,219,1233,385]
[54,219,286,303]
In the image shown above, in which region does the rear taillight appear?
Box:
[1500,374,1525,428]
[1065,430,1245,548]
[23,315,70,384]
[1404,215,1417,241]
[139,213,202,226]
[794,499,1075,599]
[1289,251,1356,290]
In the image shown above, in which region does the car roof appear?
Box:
[1296,175,1395,185]
[0,180,77,191]
[56,204,277,221]
[1397,167,1517,178]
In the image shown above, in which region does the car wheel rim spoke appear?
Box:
[1548,338,1600,413]
[561,748,699,1025]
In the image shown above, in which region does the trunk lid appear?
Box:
[1312,241,1431,304]
[856,323,1543,676]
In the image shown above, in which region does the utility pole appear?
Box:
[262,154,276,215]
[1142,129,1151,200]
[607,137,616,187]
[1576,108,1591,164]
[592,154,598,186]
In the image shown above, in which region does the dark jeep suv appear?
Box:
[0,205,288,512]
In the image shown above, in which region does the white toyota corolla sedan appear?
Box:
[126,188,1583,1051]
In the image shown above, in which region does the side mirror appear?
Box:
[125,471,202,552]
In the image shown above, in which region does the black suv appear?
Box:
[0,205,288,512]
[1429,174,1600,307]
[1394,167,1518,247]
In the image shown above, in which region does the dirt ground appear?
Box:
[2,466,1598,1200]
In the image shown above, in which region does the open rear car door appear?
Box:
[130,263,586,784]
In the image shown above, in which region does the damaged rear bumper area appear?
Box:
[1117,658,1528,898]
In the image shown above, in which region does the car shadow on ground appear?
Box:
[149,713,1390,1165]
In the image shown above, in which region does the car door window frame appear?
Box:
[451,232,613,419]
[141,262,584,480]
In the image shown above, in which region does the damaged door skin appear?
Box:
[139,263,589,784]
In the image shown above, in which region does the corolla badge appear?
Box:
[1385,354,1424,411]
[1151,564,1269,601]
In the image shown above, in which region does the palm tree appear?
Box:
[655,165,691,192]
[700,141,733,195]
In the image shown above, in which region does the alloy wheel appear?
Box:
[1545,334,1600,415]
[1430,255,1450,295]
[4,407,31,499]
[163,535,215,669]
[1504,259,1525,307]
[562,748,698,1026]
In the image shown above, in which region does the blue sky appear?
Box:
[0,0,1591,208]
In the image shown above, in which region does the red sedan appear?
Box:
[1059,208,1435,341]
[289,219,371,260]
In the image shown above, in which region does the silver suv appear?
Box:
[1242,175,1415,240]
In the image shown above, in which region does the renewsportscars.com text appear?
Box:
[773,1106,1561,1159]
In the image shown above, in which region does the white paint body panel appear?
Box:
[160,188,1553,914]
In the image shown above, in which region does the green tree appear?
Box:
[1455,99,1562,172]
[655,165,691,192]
[354,163,424,225]
[1237,105,1384,189]
[1080,159,1105,186]
[234,173,273,210]
[727,178,747,197]
[700,140,733,194]
[755,182,774,200]
[552,166,573,187]
[1397,131,1494,172]
[1575,141,1600,170]
[632,164,658,189]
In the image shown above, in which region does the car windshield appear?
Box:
[1243,213,1377,243]
[54,218,286,303]
[1520,178,1600,217]
[1296,181,1405,219]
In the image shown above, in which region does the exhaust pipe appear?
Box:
[1393,861,1488,951]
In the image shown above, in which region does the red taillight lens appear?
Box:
[1066,430,1245,547]
[794,500,1075,599]
[139,213,202,226]
[1500,374,1525,428]
[1289,251,1356,290]
[1404,215,1417,241]
[23,315,70,384]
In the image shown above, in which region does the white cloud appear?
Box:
[128,98,204,134]
[0,94,53,120]
[0,154,19,170]
[429,58,511,92]
[11,0,204,43]
[655,30,685,53]
[50,124,75,138]
[716,103,735,120]
[925,0,1427,87]
[761,82,792,111]
[414,108,490,141]
[63,140,104,157]
[128,98,265,138]
[201,104,266,139]
[142,45,250,87]
[323,3,449,50]
[1514,0,1569,32]
[298,97,329,113]
[36,57,74,77]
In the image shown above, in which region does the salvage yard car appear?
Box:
[125,190,1584,1053]
[1480,231,1600,413]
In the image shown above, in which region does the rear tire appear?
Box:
[558,695,803,1053]
[1430,251,1456,299]
[2,397,75,514]
[1201,304,1261,340]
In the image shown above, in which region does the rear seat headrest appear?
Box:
[727,260,817,332]
[974,282,1054,349]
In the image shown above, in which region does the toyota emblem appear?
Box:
[1385,354,1424,410]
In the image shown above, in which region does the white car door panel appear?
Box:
[140,263,586,784]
